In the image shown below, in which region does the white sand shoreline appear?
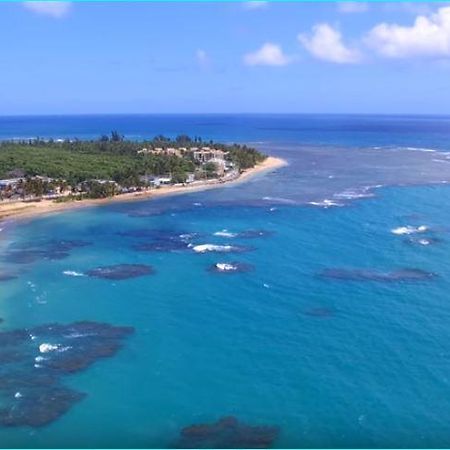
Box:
[0,156,288,223]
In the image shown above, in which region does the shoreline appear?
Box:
[0,156,287,223]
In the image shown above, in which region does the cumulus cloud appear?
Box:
[243,1,268,10]
[299,23,362,63]
[337,2,369,14]
[366,6,450,58]
[243,43,292,66]
[23,1,71,18]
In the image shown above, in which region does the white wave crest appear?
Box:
[63,270,85,277]
[39,343,59,353]
[214,230,237,238]
[391,225,428,235]
[404,147,436,153]
[262,196,296,204]
[334,187,375,200]
[215,263,237,272]
[308,199,343,208]
[193,244,235,253]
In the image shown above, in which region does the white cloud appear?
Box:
[23,1,71,18]
[196,49,210,69]
[337,2,369,14]
[243,43,292,66]
[243,1,268,10]
[299,24,362,63]
[366,6,450,58]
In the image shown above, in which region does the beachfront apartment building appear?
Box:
[192,147,227,163]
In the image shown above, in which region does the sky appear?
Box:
[1,1,450,115]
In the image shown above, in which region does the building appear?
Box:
[193,148,227,163]
[0,178,23,191]
[140,175,172,187]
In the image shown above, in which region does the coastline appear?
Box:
[0,156,287,223]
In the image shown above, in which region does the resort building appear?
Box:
[193,148,227,163]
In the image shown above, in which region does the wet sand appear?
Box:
[0,156,287,222]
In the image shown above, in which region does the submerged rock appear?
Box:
[319,268,437,282]
[0,321,134,428]
[175,416,279,449]
[86,264,154,280]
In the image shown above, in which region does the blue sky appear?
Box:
[1,1,450,115]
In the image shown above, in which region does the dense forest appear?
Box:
[0,133,266,188]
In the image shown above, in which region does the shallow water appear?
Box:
[1,115,450,448]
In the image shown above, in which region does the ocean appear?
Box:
[1,114,450,448]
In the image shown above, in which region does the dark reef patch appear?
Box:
[0,385,86,428]
[86,264,154,280]
[0,321,133,427]
[174,416,279,449]
[118,228,200,240]
[133,241,189,252]
[404,236,442,246]
[120,229,200,253]
[303,307,335,318]
[0,272,18,281]
[3,239,91,265]
[3,250,68,264]
[319,268,437,282]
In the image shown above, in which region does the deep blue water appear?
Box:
[2,115,450,448]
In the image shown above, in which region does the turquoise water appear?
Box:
[2,115,450,448]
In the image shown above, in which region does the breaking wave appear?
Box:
[63,270,85,277]
[391,225,428,235]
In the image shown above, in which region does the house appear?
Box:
[140,175,172,187]
[166,147,182,157]
[186,173,195,184]
[0,178,22,191]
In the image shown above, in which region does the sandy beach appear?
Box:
[0,156,287,222]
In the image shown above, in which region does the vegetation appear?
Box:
[0,132,266,199]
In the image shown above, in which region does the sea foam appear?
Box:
[63,270,85,277]
[391,225,428,235]
[192,244,235,253]
[214,230,237,238]
[39,343,59,353]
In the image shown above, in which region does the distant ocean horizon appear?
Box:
[2,114,450,448]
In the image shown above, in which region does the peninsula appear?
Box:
[0,133,286,221]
